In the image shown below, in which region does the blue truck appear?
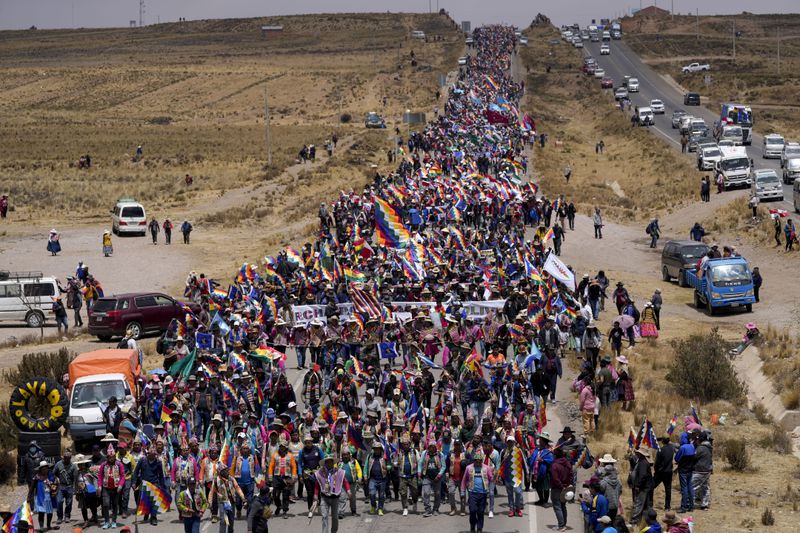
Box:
[684,257,756,315]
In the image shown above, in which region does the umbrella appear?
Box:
[612,315,635,329]
[149,368,167,375]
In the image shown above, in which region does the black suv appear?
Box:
[661,241,709,286]
[684,92,701,106]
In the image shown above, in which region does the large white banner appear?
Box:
[543,252,576,290]
[289,300,506,327]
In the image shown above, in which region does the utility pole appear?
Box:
[139,0,145,27]
[732,20,736,60]
[264,84,272,166]
[671,0,674,20]
[777,27,781,75]
[71,0,74,28]
[696,9,699,40]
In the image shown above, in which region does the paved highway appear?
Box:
[583,39,797,212]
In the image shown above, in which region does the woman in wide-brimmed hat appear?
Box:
[30,460,58,530]
[47,229,61,256]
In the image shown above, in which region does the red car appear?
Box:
[88,292,201,340]
[601,77,614,89]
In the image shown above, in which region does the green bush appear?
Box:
[759,425,793,455]
[666,328,745,403]
[0,450,15,485]
[723,438,751,472]
[3,347,74,386]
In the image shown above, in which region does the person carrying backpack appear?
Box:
[181,220,193,244]
[646,218,660,249]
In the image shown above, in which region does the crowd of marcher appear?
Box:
[5,25,703,533]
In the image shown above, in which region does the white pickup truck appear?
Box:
[682,62,710,73]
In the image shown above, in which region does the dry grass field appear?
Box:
[622,12,800,141]
[0,13,462,222]
[520,25,699,222]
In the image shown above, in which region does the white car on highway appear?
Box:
[752,169,784,201]
[650,99,665,114]
[627,77,640,92]
[782,143,800,168]
[698,146,722,171]
[614,87,628,100]
[762,133,784,159]
[594,68,606,79]
[600,44,610,55]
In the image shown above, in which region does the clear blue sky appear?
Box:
[0,0,796,30]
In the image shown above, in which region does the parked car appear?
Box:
[751,169,784,201]
[661,241,710,287]
[600,44,610,55]
[627,77,640,92]
[600,77,614,89]
[671,110,688,128]
[698,146,722,171]
[88,292,201,340]
[682,62,710,73]
[688,130,713,152]
[365,112,386,129]
[111,199,146,236]
[684,92,701,105]
[781,142,800,169]
[614,87,628,101]
[458,56,468,66]
[762,133,785,159]
[594,68,605,79]
[637,107,654,126]
[0,271,59,328]
[650,99,665,114]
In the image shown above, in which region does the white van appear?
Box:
[68,373,135,444]
[111,198,147,236]
[637,107,654,126]
[0,271,60,327]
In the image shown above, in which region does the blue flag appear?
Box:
[378,342,397,360]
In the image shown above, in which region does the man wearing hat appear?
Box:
[302,364,324,416]
[419,441,445,517]
[314,455,350,533]
[631,447,655,526]
[460,450,492,533]
[298,433,325,518]
[529,432,554,506]
[500,435,527,518]
[266,439,297,518]
[338,449,362,518]
[363,442,388,516]
[99,445,125,529]
[176,477,208,533]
